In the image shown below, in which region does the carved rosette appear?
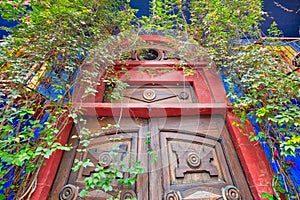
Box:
[59,184,77,200]
[172,144,218,178]
[143,89,156,100]
[222,185,241,200]
[186,152,201,168]
[98,152,112,168]
[165,191,182,200]
[178,91,189,100]
[120,189,137,200]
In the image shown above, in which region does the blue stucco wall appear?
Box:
[130,0,150,18]
[262,0,300,37]
[0,16,17,39]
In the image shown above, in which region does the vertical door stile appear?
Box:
[136,120,149,199]
[157,122,173,199]
[148,118,164,200]
[220,127,253,198]
[49,128,79,200]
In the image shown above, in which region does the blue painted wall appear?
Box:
[130,0,150,18]
[262,0,300,37]
[0,15,17,39]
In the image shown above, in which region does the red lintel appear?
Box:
[73,102,229,117]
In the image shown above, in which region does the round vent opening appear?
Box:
[137,48,161,60]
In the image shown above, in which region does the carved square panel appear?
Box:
[75,133,138,185]
[160,132,233,188]
[167,140,221,185]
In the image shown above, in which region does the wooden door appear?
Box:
[148,116,252,200]
[50,117,149,200]
[50,116,252,200]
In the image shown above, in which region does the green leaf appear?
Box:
[0,194,6,200]
[79,189,89,197]
[83,159,94,168]
[262,192,274,199]
[116,171,123,178]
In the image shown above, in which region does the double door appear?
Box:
[50,115,252,200]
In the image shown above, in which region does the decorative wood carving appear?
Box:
[171,143,218,178]
[51,117,252,199]
[59,184,77,200]
[165,191,182,200]
[186,152,201,168]
[108,85,197,103]
[178,91,189,100]
[222,185,241,200]
[98,152,113,168]
[183,191,222,199]
[124,89,177,103]
[120,189,137,200]
[82,143,129,177]
[143,89,157,100]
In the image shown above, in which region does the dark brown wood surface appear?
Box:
[50,116,252,200]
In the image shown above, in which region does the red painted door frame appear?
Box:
[31,38,274,200]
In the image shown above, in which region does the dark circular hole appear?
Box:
[138,48,160,60]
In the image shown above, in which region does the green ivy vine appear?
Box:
[189,1,300,199]
[0,0,299,199]
[0,0,136,199]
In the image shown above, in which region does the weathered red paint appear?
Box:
[31,118,73,200]
[74,102,229,117]
[226,111,274,199]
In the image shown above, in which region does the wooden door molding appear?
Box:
[49,117,149,200]
[31,35,274,199]
[32,114,274,200]
[149,116,252,200]
[49,116,253,200]
[30,117,73,200]
[226,111,274,199]
[74,66,229,118]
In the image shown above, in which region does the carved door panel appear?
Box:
[50,116,252,200]
[149,116,253,200]
[49,117,149,200]
[105,85,198,103]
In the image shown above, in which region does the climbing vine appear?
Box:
[189,0,300,199]
[0,0,136,199]
[0,0,299,199]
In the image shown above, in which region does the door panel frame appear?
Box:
[31,57,274,199]
[36,113,274,200]
[151,116,253,199]
[49,116,253,199]
[49,118,147,200]
[49,128,79,199]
